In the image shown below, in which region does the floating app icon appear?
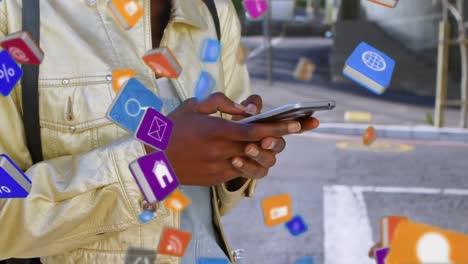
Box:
[295,256,314,264]
[293,57,316,81]
[129,151,179,203]
[285,215,308,236]
[294,59,316,81]
[236,43,249,65]
[135,108,173,151]
[107,78,162,133]
[0,50,23,96]
[243,0,268,20]
[143,47,182,79]
[0,154,31,198]
[343,42,395,95]
[0,31,44,65]
[112,69,136,93]
[368,0,398,8]
[164,189,191,213]
[261,194,292,227]
[138,210,155,223]
[198,258,229,264]
[363,126,377,146]
[200,38,221,63]
[380,215,408,246]
[375,247,389,264]
[107,0,143,30]
[157,227,191,257]
[194,71,216,102]
[386,220,468,264]
[125,247,157,264]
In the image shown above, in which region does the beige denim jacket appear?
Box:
[0,0,256,263]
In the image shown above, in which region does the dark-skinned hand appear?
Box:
[145,93,306,186]
[229,95,319,185]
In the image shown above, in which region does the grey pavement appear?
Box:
[222,132,468,264]
[221,37,468,264]
[242,37,462,128]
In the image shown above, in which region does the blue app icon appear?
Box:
[0,154,31,198]
[200,38,221,63]
[138,210,155,223]
[0,50,23,96]
[194,71,216,102]
[342,42,395,95]
[295,256,314,264]
[285,215,308,236]
[198,258,229,264]
[107,78,163,133]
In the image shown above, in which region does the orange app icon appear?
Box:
[380,215,408,246]
[107,0,143,30]
[261,194,292,227]
[164,189,191,213]
[143,47,182,79]
[112,69,136,93]
[157,227,191,257]
[386,220,468,264]
[363,126,377,146]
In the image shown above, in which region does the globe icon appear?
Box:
[361,51,387,71]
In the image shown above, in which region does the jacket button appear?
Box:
[105,74,112,81]
[68,126,76,133]
[62,79,70,85]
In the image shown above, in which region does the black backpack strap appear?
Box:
[21,0,43,164]
[202,0,221,41]
[6,3,44,264]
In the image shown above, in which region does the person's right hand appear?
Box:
[145,93,301,186]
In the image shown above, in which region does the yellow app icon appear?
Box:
[164,189,191,213]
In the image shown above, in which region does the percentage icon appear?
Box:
[0,63,15,83]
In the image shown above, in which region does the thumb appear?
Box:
[194,92,247,115]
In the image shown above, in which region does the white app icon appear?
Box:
[124,2,138,16]
[125,98,148,117]
[169,199,182,210]
[361,51,387,72]
[153,160,173,189]
[148,116,167,142]
[269,206,288,220]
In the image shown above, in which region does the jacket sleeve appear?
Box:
[0,87,147,259]
[215,0,257,217]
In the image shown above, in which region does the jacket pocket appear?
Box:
[39,75,128,160]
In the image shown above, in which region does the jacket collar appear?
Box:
[170,0,207,30]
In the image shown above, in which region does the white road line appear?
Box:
[324,185,374,264]
[247,37,283,60]
[324,185,468,264]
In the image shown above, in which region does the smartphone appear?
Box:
[239,101,335,123]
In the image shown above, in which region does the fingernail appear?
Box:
[245,104,258,115]
[266,141,276,150]
[288,122,301,133]
[311,118,320,129]
[235,103,246,111]
[246,146,260,157]
[232,158,243,168]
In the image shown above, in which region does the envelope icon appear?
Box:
[148,116,167,142]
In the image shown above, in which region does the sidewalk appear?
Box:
[251,79,468,142]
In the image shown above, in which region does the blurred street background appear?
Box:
[222,0,468,263]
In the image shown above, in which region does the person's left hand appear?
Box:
[228,95,319,185]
